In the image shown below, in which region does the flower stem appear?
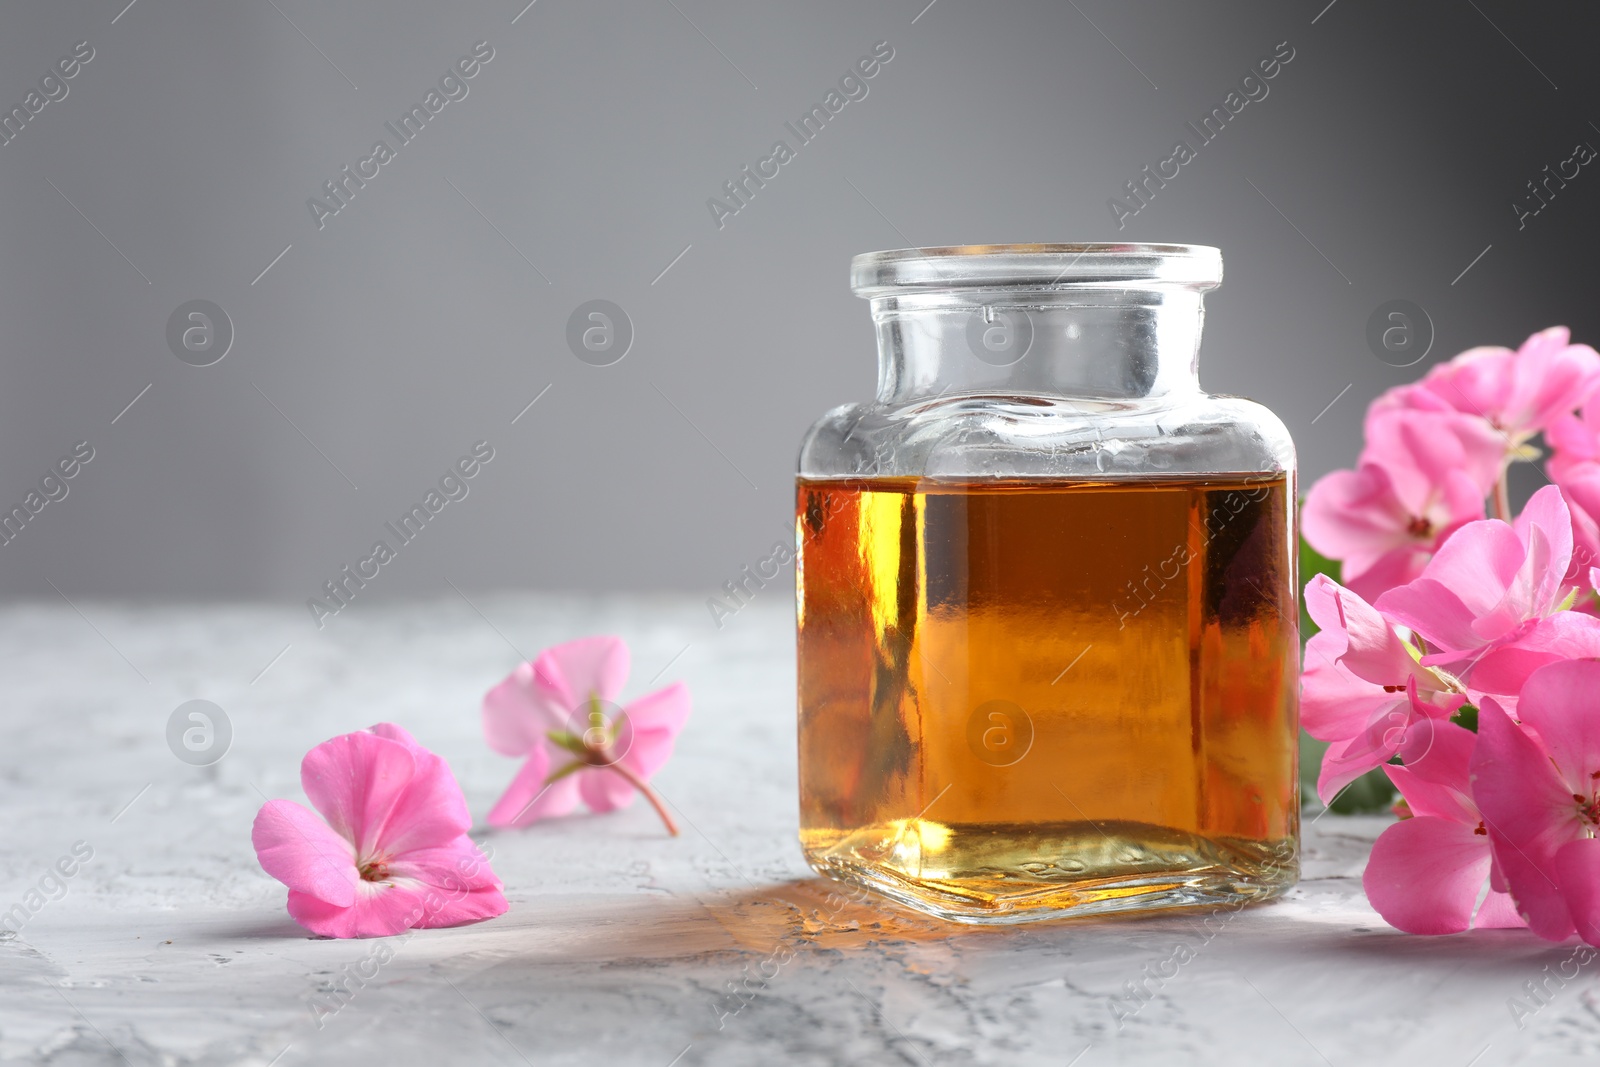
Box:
[606,761,679,836]
[1493,468,1512,522]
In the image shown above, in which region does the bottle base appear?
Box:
[801,822,1298,925]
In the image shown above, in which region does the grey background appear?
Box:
[1,0,1596,609]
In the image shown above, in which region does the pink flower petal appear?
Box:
[482,638,632,758]
[1310,676,1459,805]
[1553,837,1600,947]
[1304,576,1411,688]
[1316,719,1403,804]
[579,766,637,813]
[286,884,420,939]
[286,875,506,939]
[1339,545,1433,605]
[369,722,424,752]
[383,746,474,858]
[300,730,413,855]
[1377,521,1526,651]
[1369,718,1522,933]
[485,747,582,828]
[1416,345,1513,425]
[1367,380,1456,420]
[1470,526,1552,641]
[1303,467,1411,567]
[1411,328,1600,439]
[1301,574,1352,644]
[1471,696,1581,942]
[1558,474,1600,579]
[1301,578,1409,743]
[1510,658,1600,795]
[1486,843,1567,940]
[621,681,692,735]
[618,682,691,778]
[1385,720,1478,826]
[1360,408,1502,513]
[386,840,502,895]
[568,684,692,815]
[1302,455,1494,604]
[1300,631,1394,746]
[1549,410,1600,478]
[1510,327,1600,433]
[301,728,471,861]
[621,729,682,787]
[1462,611,1600,697]
[1549,389,1600,493]
[1510,485,1574,615]
[535,635,631,711]
[482,662,561,757]
[251,799,358,908]
[572,683,694,813]
[1472,888,1527,929]
[1363,815,1493,935]
[412,883,510,929]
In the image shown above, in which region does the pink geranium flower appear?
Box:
[1541,397,1600,582]
[1363,720,1523,934]
[1547,394,1600,482]
[1375,485,1583,694]
[252,724,506,939]
[1558,475,1600,586]
[1300,574,1464,802]
[1538,391,1600,583]
[1302,408,1501,601]
[1473,660,1600,945]
[1398,326,1600,443]
[483,636,690,835]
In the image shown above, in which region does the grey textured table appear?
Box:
[1,595,1596,1066]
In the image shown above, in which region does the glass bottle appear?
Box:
[795,244,1299,923]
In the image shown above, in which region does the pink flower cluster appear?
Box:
[250,635,689,939]
[1302,327,1600,940]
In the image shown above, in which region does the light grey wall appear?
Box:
[0,0,1595,609]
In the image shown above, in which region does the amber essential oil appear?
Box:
[795,474,1299,923]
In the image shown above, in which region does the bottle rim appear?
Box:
[850,243,1222,297]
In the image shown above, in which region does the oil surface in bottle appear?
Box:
[795,474,1299,922]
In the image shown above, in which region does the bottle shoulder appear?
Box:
[798,392,1296,481]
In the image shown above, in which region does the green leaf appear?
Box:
[1298,530,1340,638]
[1450,704,1479,733]
[1299,729,1327,809]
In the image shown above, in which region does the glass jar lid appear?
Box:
[850,243,1222,297]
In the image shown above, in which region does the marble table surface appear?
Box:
[2,593,1598,1066]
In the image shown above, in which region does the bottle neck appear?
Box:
[872,288,1205,405]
